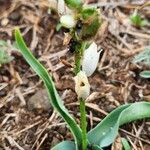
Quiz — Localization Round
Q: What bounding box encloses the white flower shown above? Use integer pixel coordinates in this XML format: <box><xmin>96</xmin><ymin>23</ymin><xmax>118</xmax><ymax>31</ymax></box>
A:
<box><xmin>60</xmin><ymin>15</ymin><xmax>76</xmax><ymax>28</ymax></box>
<box><xmin>82</xmin><ymin>42</ymin><xmax>102</xmax><ymax>77</ymax></box>
<box><xmin>74</xmin><ymin>71</ymin><xmax>90</xmax><ymax>99</ymax></box>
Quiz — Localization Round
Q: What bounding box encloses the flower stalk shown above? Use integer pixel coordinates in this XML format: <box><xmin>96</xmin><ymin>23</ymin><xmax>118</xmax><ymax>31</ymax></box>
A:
<box><xmin>80</xmin><ymin>98</ymin><xmax>87</xmax><ymax>150</ymax></box>
<box><xmin>74</xmin><ymin>42</ymin><xmax>86</xmax><ymax>75</ymax></box>
<box><xmin>59</xmin><ymin>1</ymin><xmax>101</xmax><ymax>149</ymax></box>
<box><xmin>74</xmin><ymin>43</ymin><xmax>89</xmax><ymax>150</ymax></box>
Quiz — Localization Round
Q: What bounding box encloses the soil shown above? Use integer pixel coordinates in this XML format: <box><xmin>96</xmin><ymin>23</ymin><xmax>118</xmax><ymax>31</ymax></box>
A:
<box><xmin>0</xmin><ymin>0</ymin><xmax>150</xmax><ymax>150</ymax></box>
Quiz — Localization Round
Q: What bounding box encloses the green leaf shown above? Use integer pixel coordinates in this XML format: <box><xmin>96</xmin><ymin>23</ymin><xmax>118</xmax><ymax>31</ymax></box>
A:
<box><xmin>133</xmin><ymin>45</ymin><xmax>150</xmax><ymax>78</ymax></box>
<box><xmin>51</xmin><ymin>140</ymin><xmax>103</xmax><ymax>150</ymax></box>
<box><xmin>91</xmin><ymin>145</ymin><xmax>103</xmax><ymax>150</ymax></box>
<box><xmin>0</xmin><ymin>40</ymin><xmax>7</xmax><ymax>46</ymax></box>
<box><xmin>56</xmin><ymin>23</ymin><xmax>62</xmax><ymax>32</ymax></box>
<box><xmin>64</xmin><ymin>0</ymin><xmax>82</xmax><ymax>10</ymax></box>
<box><xmin>133</xmin><ymin>45</ymin><xmax>150</xmax><ymax>65</ymax></box>
<box><xmin>0</xmin><ymin>40</ymin><xmax>14</xmax><ymax>64</ymax></box>
<box><xmin>140</xmin><ymin>71</ymin><xmax>150</xmax><ymax>78</ymax></box>
<box><xmin>52</xmin><ymin>141</ymin><xmax>75</xmax><ymax>150</ymax></box>
<box><xmin>87</xmin><ymin>102</ymin><xmax>150</xmax><ymax>148</ymax></box>
<box><xmin>130</xmin><ymin>13</ymin><xmax>147</xmax><ymax>27</ymax></box>
<box><xmin>121</xmin><ymin>138</ymin><xmax>131</xmax><ymax>150</ymax></box>
<box><xmin>0</xmin><ymin>49</ymin><xmax>13</xmax><ymax>64</ymax></box>
<box><xmin>14</xmin><ymin>28</ymin><xmax>82</xmax><ymax>149</ymax></box>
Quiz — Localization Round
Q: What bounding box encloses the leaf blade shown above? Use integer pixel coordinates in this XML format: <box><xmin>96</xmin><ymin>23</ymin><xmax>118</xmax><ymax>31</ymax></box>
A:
<box><xmin>87</xmin><ymin>102</ymin><xmax>150</xmax><ymax>148</ymax></box>
<box><xmin>140</xmin><ymin>71</ymin><xmax>150</xmax><ymax>78</ymax></box>
<box><xmin>51</xmin><ymin>141</ymin><xmax>76</xmax><ymax>150</ymax></box>
<box><xmin>14</xmin><ymin>28</ymin><xmax>82</xmax><ymax>149</ymax></box>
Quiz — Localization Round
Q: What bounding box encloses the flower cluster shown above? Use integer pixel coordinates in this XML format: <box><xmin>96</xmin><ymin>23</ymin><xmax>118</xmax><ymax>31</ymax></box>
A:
<box><xmin>74</xmin><ymin>42</ymin><xmax>102</xmax><ymax>99</ymax></box>
<box><xmin>58</xmin><ymin>0</ymin><xmax>102</xmax><ymax>100</ymax></box>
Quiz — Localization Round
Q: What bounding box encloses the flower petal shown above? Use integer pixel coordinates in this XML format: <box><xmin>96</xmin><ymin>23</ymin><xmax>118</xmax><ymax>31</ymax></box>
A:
<box><xmin>74</xmin><ymin>71</ymin><xmax>90</xmax><ymax>99</ymax></box>
<box><xmin>82</xmin><ymin>42</ymin><xmax>101</xmax><ymax>77</ymax></box>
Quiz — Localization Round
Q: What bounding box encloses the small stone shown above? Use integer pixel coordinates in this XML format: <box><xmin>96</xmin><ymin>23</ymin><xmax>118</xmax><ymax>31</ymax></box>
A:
<box><xmin>27</xmin><ymin>89</ymin><xmax>51</xmax><ymax>113</ymax></box>
<box><xmin>1</xmin><ymin>18</ymin><xmax>9</xmax><ymax>26</ymax></box>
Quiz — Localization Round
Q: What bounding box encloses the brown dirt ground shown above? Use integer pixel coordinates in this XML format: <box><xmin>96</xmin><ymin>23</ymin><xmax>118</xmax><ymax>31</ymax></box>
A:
<box><xmin>0</xmin><ymin>0</ymin><xmax>150</xmax><ymax>150</ymax></box>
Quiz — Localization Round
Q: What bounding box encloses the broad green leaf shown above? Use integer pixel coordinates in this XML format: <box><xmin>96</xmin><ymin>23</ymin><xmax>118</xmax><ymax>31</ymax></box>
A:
<box><xmin>87</xmin><ymin>102</ymin><xmax>150</xmax><ymax>148</ymax></box>
<box><xmin>51</xmin><ymin>140</ymin><xmax>103</xmax><ymax>150</ymax></box>
<box><xmin>15</xmin><ymin>28</ymin><xmax>82</xmax><ymax>149</ymax></box>
<box><xmin>91</xmin><ymin>145</ymin><xmax>103</xmax><ymax>150</ymax></box>
<box><xmin>52</xmin><ymin>141</ymin><xmax>75</xmax><ymax>150</ymax></box>
<box><xmin>121</xmin><ymin>138</ymin><xmax>131</xmax><ymax>150</ymax></box>
<box><xmin>140</xmin><ymin>71</ymin><xmax>150</xmax><ymax>78</ymax></box>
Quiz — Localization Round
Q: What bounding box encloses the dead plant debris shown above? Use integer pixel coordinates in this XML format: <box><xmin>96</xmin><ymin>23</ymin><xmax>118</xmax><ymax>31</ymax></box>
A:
<box><xmin>0</xmin><ymin>0</ymin><xmax>150</xmax><ymax>149</ymax></box>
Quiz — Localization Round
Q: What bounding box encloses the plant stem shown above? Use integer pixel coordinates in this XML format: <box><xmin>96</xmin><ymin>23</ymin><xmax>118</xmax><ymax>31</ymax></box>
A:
<box><xmin>80</xmin><ymin>98</ymin><xmax>87</xmax><ymax>150</ymax></box>
<box><xmin>74</xmin><ymin>50</ymin><xmax>81</xmax><ymax>74</ymax></box>
<box><xmin>74</xmin><ymin>42</ymin><xmax>86</xmax><ymax>75</ymax></box>
<box><xmin>74</xmin><ymin>41</ymin><xmax>88</xmax><ymax>149</ymax></box>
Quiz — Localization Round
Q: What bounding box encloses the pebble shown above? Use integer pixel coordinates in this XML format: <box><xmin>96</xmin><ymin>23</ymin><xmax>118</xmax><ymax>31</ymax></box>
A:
<box><xmin>1</xmin><ymin>18</ymin><xmax>9</xmax><ymax>26</ymax></box>
<box><xmin>27</xmin><ymin>89</ymin><xmax>51</xmax><ymax>113</ymax></box>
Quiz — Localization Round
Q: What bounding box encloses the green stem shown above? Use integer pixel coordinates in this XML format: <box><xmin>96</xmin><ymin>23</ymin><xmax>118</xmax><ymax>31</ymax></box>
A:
<box><xmin>80</xmin><ymin>98</ymin><xmax>87</xmax><ymax>150</ymax></box>
<box><xmin>74</xmin><ymin>42</ymin><xmax>86</xmax><ymax>75</ymax></box>
<box><xmin>74</xmin><ymin>41</ymin><xmax>88</xmax><ymax>149</ymax></box>
<box><xmin>74</xmin><ymin>51</ymin><xmax>81</xmax><ymax>74</ymax></box>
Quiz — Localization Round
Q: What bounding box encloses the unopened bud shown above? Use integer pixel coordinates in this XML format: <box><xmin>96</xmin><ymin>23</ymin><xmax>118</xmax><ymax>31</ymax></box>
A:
<box><xmin>60</xmin><ymin>15</ymin><xmax>77</xmax><ymax>28</ymax></box>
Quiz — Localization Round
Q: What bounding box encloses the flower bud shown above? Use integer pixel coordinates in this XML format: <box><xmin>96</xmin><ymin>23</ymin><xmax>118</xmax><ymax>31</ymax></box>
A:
<box><xmin>74</xmin><ymin>71</ymin><xmax>90</xmax><ymax>99</ymax></box>
<box><xmin>60</xmin><ymin>15</ymin><xmax>77</xmax><ymax>28</ymax></box>
<box><xmin>79</xmin><ymin>8</ymin><xmax>101</xmax><ymax>40</ymax></box>
<box><xmin>64</xmin><ymin>0</ymin><xmax>82</xmax><ymax>10</ymax></box>
<box><xmin>82</xmin><ymin>42</ymin><xmax>101</xmax><ymax>77</ymax></box>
